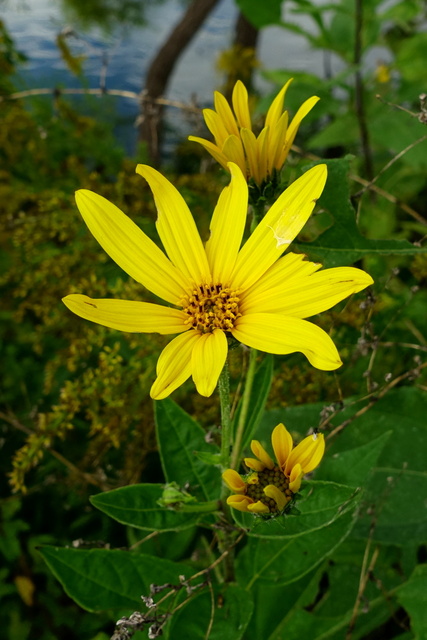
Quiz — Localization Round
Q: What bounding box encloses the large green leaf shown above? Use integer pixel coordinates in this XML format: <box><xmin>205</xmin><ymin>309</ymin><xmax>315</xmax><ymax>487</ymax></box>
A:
<box><xmin>324</xmin><ymin>387</ymin><xmax>427</xmax><ymax>544</ymax></box>
<box><xmin>236</xmin><ymin>508</ymin><xmax>357</xmax><ymax>588</ymax></box>
<box><xmin>316</xmin><ymin>431</ymin><xmax>392</xmax><ymax>487</ymax></box>
<box><xmin>165</xmin><ymin>585</ymin><xmax>253</xmax><ymax>640</ymax></box>
<box><xmin>155</xmin><ymin>399</ymin><xmax>221</xmax><ymax>501</ymax></box>
<box><xmin>90</xmin><ymin>483</ymin><xmax>201</xmax><ymax>531</ymax></box>
<box><xmin>232</xmin><ymin>354</ymin><xmax>274</xmax><ymax>452</ymax></box>
<box><xmin>231</xmin><ymin>480</ymin><xmax>360</xmax><ymax>538</ymax></box>
<box><xmin>396</xmin><ymin>565</ymin><xmax>427</xmax><ymax>640</ymax></box>
<box><xmin>38</xmin><ymin>546</ymin><xmax>193</xmax><ymax>612</ymax></box>
<box><xmin>294</xmin><ymin>157</ymin><xmax>427</xmax><ymax>267</ymax></box>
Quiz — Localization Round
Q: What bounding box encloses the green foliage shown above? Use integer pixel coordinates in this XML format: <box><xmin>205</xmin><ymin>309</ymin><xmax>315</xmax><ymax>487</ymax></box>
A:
<box><xmin>91</xmin><ymin>484</ymin><xmax>203</xmax><ymax>531</ymax></box>
<box><xmin>38</xmin><ymin>546</ymin><xmax>194</xmax><ymax>611</ymax></box>
<box><xmin>294</xmin><ymin>157</ymin><xmax>427</xmax><ymax>267</ymax></box>
<box><xmin>155</xmin><ymin>399</ymin><xmax>222</xmax><ymax>501</ymax></box>
<box><xmin>2</xmin><ymin>5</ymin><xmax>427</xmax><ymax>640</ymax></box>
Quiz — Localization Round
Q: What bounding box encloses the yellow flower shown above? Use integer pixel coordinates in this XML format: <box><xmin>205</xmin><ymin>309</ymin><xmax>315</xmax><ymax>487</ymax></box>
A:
<box><xmin>189</xmin><ymin>79</ymin><xmax>319</xmax><ymax>187</ymax></box>
<box><xmin>62</xmin><ymin>162</ymin><xmax>372</xmax><ymax>399</ymax></box>
<box><xmin>223</xmin><ymin>423</ymin><xmax>325</xmax><ymax>514</ymax></box>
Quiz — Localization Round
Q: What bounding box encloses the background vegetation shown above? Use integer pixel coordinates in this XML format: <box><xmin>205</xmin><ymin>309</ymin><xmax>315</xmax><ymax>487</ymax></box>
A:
<box><xmin>1</xmin><ymin>0</ymin><xmax>427</xmax><ymax>638</ymax></box>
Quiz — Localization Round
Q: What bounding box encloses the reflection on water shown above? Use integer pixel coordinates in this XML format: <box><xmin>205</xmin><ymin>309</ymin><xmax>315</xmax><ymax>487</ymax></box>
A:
<box><xmin>2</xmin><ymin>0</ymin><xmax>325</xmax><ymax>155</ymax></box>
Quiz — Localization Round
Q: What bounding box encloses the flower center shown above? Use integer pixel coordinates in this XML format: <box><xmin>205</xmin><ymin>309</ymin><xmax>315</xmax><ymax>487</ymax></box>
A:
<box><xmin>182</xmin><ymin>284</ymin><xmax>241</xmax><ymax>333</ymax></box>
<box><xmin>246</xmin><ymin>466</ymin><xmax>292</xmax><ymax>513</ymax></box>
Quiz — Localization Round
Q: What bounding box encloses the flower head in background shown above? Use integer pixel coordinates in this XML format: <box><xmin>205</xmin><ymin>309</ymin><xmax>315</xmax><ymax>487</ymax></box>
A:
<box><xmin>63</xmin><ymin>162</ymin><xmax>372</xmax><ymax>400</ymax></box>
<box><xmin>223</xmin><ymin>423</ymin><xmax>325</xmax><ymax>514</ymax></box>
<box><xmin>189</xmin><ymin>79</ymin><xmax>319</xmax><ymax>188</ymax></box>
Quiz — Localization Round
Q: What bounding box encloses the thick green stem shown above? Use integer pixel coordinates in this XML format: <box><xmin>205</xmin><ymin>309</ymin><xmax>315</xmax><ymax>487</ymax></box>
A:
<box><xmin>218</xmin><ymin>359</ymin><xmax>232</xmax><ymax>470</ymax></box>
<box><xmin>230</xmin><ymin>348</ymin><xmax>258</xmax><ymax>469</ymax></box>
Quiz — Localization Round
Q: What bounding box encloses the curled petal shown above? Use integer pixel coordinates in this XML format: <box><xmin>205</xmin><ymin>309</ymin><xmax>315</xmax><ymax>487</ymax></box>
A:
<box><xmin>264</xmin><ymin>484</ymin><xmax>289</xmax><ymax>511</ymax></box>
<box><xmin>188</xmin><ymin>136</ymin><xmax>229</xmax><ymax>171</ymax></box>
<box><xmin>271</xmin><ymin>423</ymin><xmax>293</xmax><ymax>471</ymax></box>
<box><xmin>247</xmin><ymin>501</ymin><xmax>270</xmax><ymax>514</ymax></box>
<box><xmin>289</xmin><ymin>463</ymin><xmax>304</xmax><ymax>493</ymax></box>
<box><xmin>232</xmin><ymin>313</ymin><xmax>342</xmax><ymax>371</ymax></box>
<box><xmin>227</xmin><ymin>495</ymin><xmax>254</xmax><ymax>512</ymax></box>
<box><xmin>286</xmin><ymin>433</ymin><xmax>325</xmax><ymax>476</ymax></box>
<box><xmin>250</xmin><ymin>440</ymin><xmax>275</xmax><ymax>470</ymax></box>
<box><xmin>222</xmin><ymin>469</ymin><xmax>246</xmax><ymax>493</ymax></box>
<box><xmin>244</xmin><ymin>457</ymin><xmax>265</xmax><ymax>472</ymax></box>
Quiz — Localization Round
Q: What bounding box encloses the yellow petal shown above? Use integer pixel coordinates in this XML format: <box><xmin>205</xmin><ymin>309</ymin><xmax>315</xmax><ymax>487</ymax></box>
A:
<box><xmin>214</xmin><ymin>90</ymin><xmax>240</xmax><ymax>137</ymax></box>
<box><xmin>255</xmin><ymin>127</ymin><xmax>269</xmax><ymax>185</ymax></box>
<box><xmin>150</xmin><ymin>331</ymin><xmax>200</xmax><ymax>399</ymax></box>
<box><xmin>62</xmin><ymin>294</ymin><xmax>188</xmax><ymax>334</ymax></box>
<box><xmin>271</xmin><ymin>423</ymin><xmax>293</xmax><ymax>470</ymax></box>
<box><xmin>205</xmin><ymin>163</ymin><xmax>248</xmax><ymax>283</ymax></box>
<box><xmin>247</xmin><ymin>500</ymin><xmax>270</xmax><ymax>514</ymax></box>
<box><xmin>286</xmin><ymin>433</ymin><xmax>325</xmax><ymax>476</ymax></box>
<box><xmin>222</xmin><ymin>469</ymin><xmax>246</xmax><ymax>493</ymax></box>
<box><xmin>227</xmin><ymin>494</ymin><xmax>254</xmax><ymax>512</ymax></box>
<box><xmin>239</xmin><ymin>253</ymin><xmax>321</xmax><ymax>314</ymax></box>
<box><xmin>188</xmin><ymin>136</ymin><xmax>229</xmax><ymax>171</ymax></box>
<box><xmin>289</xmin><ymin>463</ymin><xmax>304</xmax><ymax>493</ymax></box>
<box><xmin>280</xmin><ymin>95</ymin><xmax>320</xmax><ymax>165</ymax></box>
<box><xmin>136</xmin><ymin>165</ymin><xmax>211</xmax><ymax>285</ymax></box>
<box><xmin>203</xmin><ymin>108</ymin><xmax>230</xmax><ymax>147</ymax></box>
<box><xmin>230</xmin><ymin>164</ymin><xmax>327</xmax><ymax>291</ymax></box>
<box><xmin>232</xmin><ymin>80</ymin><xmax>252</xmax><ymax>130</ymax></box>
<box><xmin>222</xmin><ymin>135</ymin><xmax>247</xmax><ymax>177</ymax></box>
<box><xmin>267</xmin><ymin>110</ymin><xmax>289</xmax><ymax>174</ymax></box>
<box><xmin>231</xmin><ymin>313</ymin><xmax>342</xmax><ymax>370</ymax></box>
<box><xmin>244</xmin><ymin>457</ymin><xmax>265</xmax><ymax>472</ymax></box>
<box><xmin>242</xmin><ymin>266</ymin><xmax>373</xmax><ymax>317</ymax></box>
<box><xmin>191</xmin><ymin>329</ymin><xmax>228</xmax><ymax>397</ymax></box>
<box><xmin>240</xmin><ymin>128</ymin><xmax>261</xmax><ymax>186</ymax></box>
<box><xmin>74</xmin><ymin>190</ymin><xmax>190</xmax><ymax>305</ymax></box>
<box><xmin>263</xmin><ymin>484</ymin><xmax>289</xmax><ymax>511</ymax></box>
<box><xmin>250</xmin><ymin>440</ymin><xmax>275</xmax><ymax>470</ymax></box>
<box><xmin>265</xmin><ymin>78</ymin><xmax>293</xmax><ymax>130</ymax></box>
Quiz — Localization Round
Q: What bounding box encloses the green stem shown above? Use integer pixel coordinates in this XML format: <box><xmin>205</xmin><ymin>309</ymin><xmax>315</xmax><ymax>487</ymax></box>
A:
<box><xmin>230</xmin><ymin>348</ymin><xmax>258</xmax><ymax>470</ymax></box>
<box><xmin>179</xmin><ymin>500</ymin><xmax>221</xmax><ymax>513</ymax></box>
<box><xmin>218</xmin><ymin>359</ymin><xmax>232</xmax><ymax>470</ymax></box>
<box><xmin>217</xmin><ymin>360</ymin><xmax>238</xmax><ymax>582</ymax></box>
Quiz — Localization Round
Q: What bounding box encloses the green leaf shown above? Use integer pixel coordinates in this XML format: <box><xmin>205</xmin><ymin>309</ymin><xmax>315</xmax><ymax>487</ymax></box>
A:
<box><xmin>326</xmin><ymin>387</ymin><xmax>427</xmax><ymax>544</ymax></box>
<box><xmin>38</xmin><ymin>546</ymin><xmax>193</xmax><ymax>612</ymax></box>
<box><xmin>231</xmin><ymin>480</ymin><xmax>360</xmax><ymax>538</ymax></box>
<box><xmin>90</xmin><ymin>483</ymin><xmax>201</xmax><ymax>531</ymax></box>
<box><xmin>155</xmin><ymin>399</ymin><xmax>221</xmax><ymax>501</ymax></box>
<box><xmin>316</xmin><ymin>431</ymin><xmax>392</xmax><ymax>487</ymax></box>
<box><xmin>193</xmin><ymin>451</ymin><xmax>222</xmax><ymax>465</ymax></box>
<box><xmin>165</xmin><ymin>585</ymin><xmax>253</xmax><ymax>640</ymax></box>
<box><xmin>294</xmin><ymin>157</ymin><xmax>427</xmax><ymax>267</ymax></box>
<box><xmin>232</xmin><ymin>354</ymin><xmax>274</xmax><ymax>452</ymax></box>
<box><xmin>236</xmin><ymin>507</ymin><xmax>357</xmax><ymax>588</ymax></box>
<box><xmin>236</xmin><ymin>0</ymin><xmax>282</xmax><ymax>27</ymax></box>
<box><xmin>396</xmin><ymin>565</ymin><xmax>427</xmax><ymax>640</ymax></box>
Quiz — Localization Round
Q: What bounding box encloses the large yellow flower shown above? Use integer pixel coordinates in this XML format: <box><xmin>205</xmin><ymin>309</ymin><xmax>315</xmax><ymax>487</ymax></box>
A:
<box><xmin>223</xmin><ymin>423</ymin><xmax>325</xmax><ymax>514</ymax></box>
<box><xmin>63</xmin><ymin>162</ymin><xmax>372</xmax><ymax>399</ymax></box>
<box><xmin>189</xmin><ymin>79</ymin><xmax>319</xmax><ymax>187</ymax></box>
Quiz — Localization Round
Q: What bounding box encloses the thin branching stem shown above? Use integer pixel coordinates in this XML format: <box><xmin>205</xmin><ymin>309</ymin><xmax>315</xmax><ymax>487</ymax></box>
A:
<box><xmin>230</xmin><ymin>348</ymin><xmax>259</xmax><ymax>470</ymax></box>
